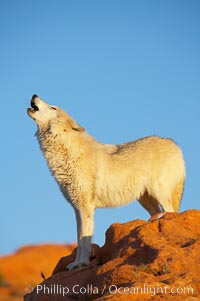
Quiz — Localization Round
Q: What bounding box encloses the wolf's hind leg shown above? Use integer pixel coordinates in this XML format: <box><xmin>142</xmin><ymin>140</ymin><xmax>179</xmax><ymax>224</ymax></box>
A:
<box><xmin>138</xmin><ymin>191</ymin><xmax>163</xmax><ymax>217</ymax></box>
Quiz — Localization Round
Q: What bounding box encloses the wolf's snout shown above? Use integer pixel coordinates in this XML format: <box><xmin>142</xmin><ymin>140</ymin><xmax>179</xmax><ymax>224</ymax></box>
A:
<box><xmin>31</xmin><ymin>94</ymin><xmax>38</xmax><ymax>101</ymax></box>
<box><xmin>31</xmin><ymin>95</ymin><xmax>39</xmax><ymax>111</ymax></box>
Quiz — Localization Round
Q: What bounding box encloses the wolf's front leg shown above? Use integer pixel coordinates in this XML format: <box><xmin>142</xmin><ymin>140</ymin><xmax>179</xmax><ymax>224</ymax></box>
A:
<box><xmin>66</xmin><ymin>206</ymin><xmax>95</xmax><ymax>270</ymax></box>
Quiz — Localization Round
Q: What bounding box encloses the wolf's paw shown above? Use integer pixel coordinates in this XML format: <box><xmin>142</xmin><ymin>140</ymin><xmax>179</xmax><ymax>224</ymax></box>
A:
<box><xmin>66</xmin><ymin>259</ymin><xmax>90</xmax><ymax>271</ymax></box>
<box><xmin>156</xmin><ymin>212</ymin><xmax>166</xmax><ymax>220</ymax></box>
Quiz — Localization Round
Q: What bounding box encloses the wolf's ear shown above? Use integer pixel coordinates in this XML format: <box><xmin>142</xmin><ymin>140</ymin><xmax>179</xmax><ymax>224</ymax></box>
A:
<box><xmin>72</xmin><ymin>123</ymin><xmax>85</xmax><ymax>132</ymax></box>
<box><xmin>68</xmin><ymin>119</ymin><xmax>85</xmax><ymax>132</ymax></box>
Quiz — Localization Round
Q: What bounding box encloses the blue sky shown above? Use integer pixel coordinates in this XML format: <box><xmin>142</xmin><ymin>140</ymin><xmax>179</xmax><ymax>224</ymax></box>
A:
<box><xmin>1</xmin><ymin>1</ymin><xmax>200</xmax><ymax>255</ymax></box>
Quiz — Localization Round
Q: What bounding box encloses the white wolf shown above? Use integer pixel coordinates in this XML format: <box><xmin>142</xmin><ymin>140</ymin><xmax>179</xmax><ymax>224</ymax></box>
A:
<box><xmin>27</xmin><ymin>95</ymin><xmax>185</xmax><ymax>270</ymax></box>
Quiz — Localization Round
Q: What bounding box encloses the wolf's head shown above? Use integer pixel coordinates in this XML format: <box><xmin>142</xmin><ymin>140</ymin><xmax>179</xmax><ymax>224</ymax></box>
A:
<box><xmin>27</xmin><ymin>95</ymin><xmax>84</xmax><ymax>133</ymax></box>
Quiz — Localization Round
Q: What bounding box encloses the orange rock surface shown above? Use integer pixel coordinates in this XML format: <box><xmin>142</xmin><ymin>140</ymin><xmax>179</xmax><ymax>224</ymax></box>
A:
<box><xmin>0</xmin><ymin>244</ymin><xmax>75</xmax><ymax>301</ymax></box>
<box><xmin>23</xmin><ymin>210</ymin><xmax>200</xmax><ymax>300</ymax></box>
<box><xmin>1</xmin><ymin>210</ymin><xmax>200</xmax><ymax>301</ymax></box>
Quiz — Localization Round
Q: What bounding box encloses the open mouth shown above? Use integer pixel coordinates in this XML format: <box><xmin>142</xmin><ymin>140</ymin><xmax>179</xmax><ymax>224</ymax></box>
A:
<box><xmin>30</xmin><ymin>99</ymin><xmax>39</xmax><ymax>111</ymax></box>
<box><xmin>27</xmin><ymin>95</ymin><xmax>40</xmax><ymax>116</ymax></box>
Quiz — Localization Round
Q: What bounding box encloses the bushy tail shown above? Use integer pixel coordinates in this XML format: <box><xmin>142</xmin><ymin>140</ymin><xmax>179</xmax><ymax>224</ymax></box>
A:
<box><xmin>172</xmin><ymin>177</ymin><xmax>185</xmax><ymax>212</ymax></box>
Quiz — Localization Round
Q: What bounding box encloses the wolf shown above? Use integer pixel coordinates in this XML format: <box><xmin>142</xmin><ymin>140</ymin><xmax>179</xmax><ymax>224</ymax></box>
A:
<box><xmin>27</xmin><ymin>94</ymin><xmax>185</xmax><ymax>270</ymax></box>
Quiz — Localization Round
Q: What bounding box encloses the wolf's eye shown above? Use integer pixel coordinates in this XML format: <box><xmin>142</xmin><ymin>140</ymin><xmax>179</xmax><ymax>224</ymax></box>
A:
<box><xmin>51</xmin><ymin>106</ymin><xmax>57</xmax><ymax>110</ymax></box>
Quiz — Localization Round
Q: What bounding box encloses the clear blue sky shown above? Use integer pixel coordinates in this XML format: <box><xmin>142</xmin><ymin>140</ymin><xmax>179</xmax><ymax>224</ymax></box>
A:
<box><xmin>1</xmin><ymin>1</ymin><xmax>200</xmax><ymax>255</ymax></box>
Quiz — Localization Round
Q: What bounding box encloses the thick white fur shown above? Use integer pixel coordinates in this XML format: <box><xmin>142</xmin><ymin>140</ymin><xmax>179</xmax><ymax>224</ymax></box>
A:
<box><xmin>27</xmin><ymin>96</ymin><xmax>185</xmax><ymax>270</ymax></box>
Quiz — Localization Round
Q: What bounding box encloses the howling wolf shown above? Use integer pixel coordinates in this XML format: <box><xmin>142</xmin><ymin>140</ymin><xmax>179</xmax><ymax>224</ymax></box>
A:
<box><xmin>27</xmin><ymin>95</ymin><xmax>185</xmax><ymax>270</ymax></box>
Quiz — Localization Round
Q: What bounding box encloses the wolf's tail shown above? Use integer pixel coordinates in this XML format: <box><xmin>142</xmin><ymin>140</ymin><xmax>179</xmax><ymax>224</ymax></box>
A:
<box><xmin>172</xmin><ymin>176</ymin><xmax>185</xmax><ymax>212</ymax></box>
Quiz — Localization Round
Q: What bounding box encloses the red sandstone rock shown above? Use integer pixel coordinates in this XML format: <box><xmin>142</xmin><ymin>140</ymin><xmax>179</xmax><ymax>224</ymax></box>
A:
<box><xmin>23</xmin><ymin>210</ymin><xmax>200</xmax><ymax>300</ymax></box>
<box><xmin>0</xmin><ymin>244</ymin><xmax>75</xmax><ymax>301</ymax></box>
